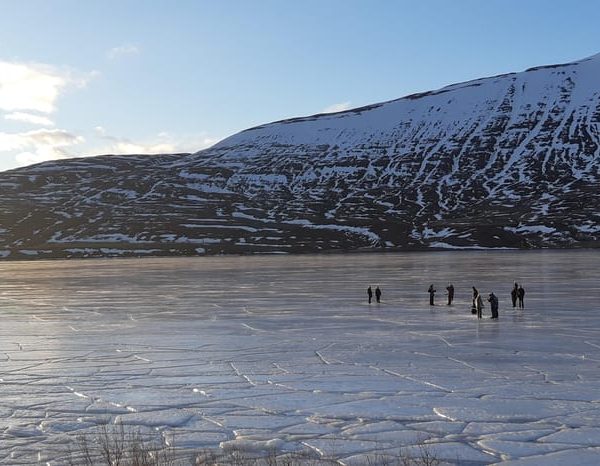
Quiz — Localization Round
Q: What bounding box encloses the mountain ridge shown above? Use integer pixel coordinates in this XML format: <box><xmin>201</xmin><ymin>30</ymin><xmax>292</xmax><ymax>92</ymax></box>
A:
<box><xmin>1</xmin><ymin>53</ymin><xmax>599</xmax><ymax>260</ymax></box>
<box><xmin>228</xmin><ymin>52</ymin><xmax>598</xmax><ymax>134</ymax></box>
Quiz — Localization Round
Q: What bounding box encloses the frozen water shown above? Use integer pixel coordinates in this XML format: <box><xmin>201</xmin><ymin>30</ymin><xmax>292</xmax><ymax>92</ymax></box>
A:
<box><xmin>0</xmin><ymin>251</ymin><xmax>599</xmax><ymax>464</ymax></box>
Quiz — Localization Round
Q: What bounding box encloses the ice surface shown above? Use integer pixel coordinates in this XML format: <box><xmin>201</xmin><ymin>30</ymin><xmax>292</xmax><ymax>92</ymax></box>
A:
<box><xmin>0</xmin><ymin>251</ymin><xmax>599</xmax><ymax>464</ymax></box>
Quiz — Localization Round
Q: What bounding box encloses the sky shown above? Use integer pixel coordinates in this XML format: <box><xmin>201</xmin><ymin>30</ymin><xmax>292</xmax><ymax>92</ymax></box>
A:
<box><xmin>1</xmin><ymin>0</ymin><xmax>600</xmax><ymax>172</ymax></box>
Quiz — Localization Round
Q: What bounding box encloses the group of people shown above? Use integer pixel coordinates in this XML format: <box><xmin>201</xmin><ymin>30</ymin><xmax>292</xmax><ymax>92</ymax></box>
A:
<box><xmin>367</xmin><ymin>282</ymin><xmax>527</xmax><ymax>320</ymax></box>
<box><xmin>367</xmin><ymin>286</ymin><xmax>382</xmax><ymax>303</ymax></box>
<box><xmin>471</xmin><ymin>286</ymin><xmax>499</xmax><ymax>319</ymax></box>
<box><xmin>511</xmin><ymin>282</ymin><xmax>526</xmax><ymax>308</ymax></box>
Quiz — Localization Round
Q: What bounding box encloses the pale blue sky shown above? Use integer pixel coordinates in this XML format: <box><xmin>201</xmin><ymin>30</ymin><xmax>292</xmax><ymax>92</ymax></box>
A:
<box><xmin>1</xmin><ymin>0</ymin><xmax>599</xmax><ymax>171</ymax></box>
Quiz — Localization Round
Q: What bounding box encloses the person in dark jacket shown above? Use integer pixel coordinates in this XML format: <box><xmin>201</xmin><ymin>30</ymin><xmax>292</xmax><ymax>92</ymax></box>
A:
<box><xmin>488</xmin><ymin>292</ymin><xmax>499</xmax><ymax>319</ymax></box>
<box><xmin>367</xmin><ymin>286</ymin><xmax>373</xmax><ymax>304</ymax></box>
<box><xmin>446</xmin><ymin>284</ymin><xmax>454</xmax><ymax>305</ymax></box>
<box><xmin>375</xmin><ymin>286</ymin><xmax>382</xmax><ymax>303</ymax></box>
<box><xmin>428</xmin><ymin>284</ymin><xmax>436</xmax><ymax>305</ymax></box>
<box><xmin>518</xmin><ymin>285</ymin><xmax>525</xmax><ymax>308</ymax></box>
<box><xmin>511</xmin><ymin>283</ymin><xmax>518</xmax><ymax>308</ymax></box>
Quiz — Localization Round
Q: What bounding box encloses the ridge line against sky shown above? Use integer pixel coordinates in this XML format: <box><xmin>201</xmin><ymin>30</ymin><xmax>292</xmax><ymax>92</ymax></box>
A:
<box><xmin>1</xmin><ymin>0</ymin><xmax>600</xmax><ymax>172</ymax></box>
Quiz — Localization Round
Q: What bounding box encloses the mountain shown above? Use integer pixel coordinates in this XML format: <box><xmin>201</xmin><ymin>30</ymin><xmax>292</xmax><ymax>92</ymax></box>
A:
<box><xmin>2</xmin><ymin>53</ymin><xmax>600</xmax><ymax>260</ymax></box>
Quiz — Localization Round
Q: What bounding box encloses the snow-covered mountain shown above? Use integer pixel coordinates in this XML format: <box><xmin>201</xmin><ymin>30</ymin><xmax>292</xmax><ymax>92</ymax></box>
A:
<box><xmin>2</xmin><ymin>53</ymin><xmax>600</xmax><ymax>259</ymax></box>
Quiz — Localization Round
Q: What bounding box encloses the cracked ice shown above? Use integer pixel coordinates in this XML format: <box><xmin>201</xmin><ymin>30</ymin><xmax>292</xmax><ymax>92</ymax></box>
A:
<box><xmin>1</xmin><ymin>251</ymin><xmax>600</xmax><ymax>465</ymax></box>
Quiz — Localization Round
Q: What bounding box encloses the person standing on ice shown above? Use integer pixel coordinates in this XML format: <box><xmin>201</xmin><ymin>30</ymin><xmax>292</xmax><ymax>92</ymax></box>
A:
<box><xmin>518</xmin><ymin>285</ymin><xmax>525</xmax><ymax>308</ymax></box>
<box><xmin>488</xmin><ymin>292</ymin><xmax>499</xmax><ymax>319</ymax></box>
<box><xmin>428</xmin><ymin>284</ymin><xmax>436</xmax><ymax>305</ymax></box>
<box><xmin>375</xmin><ymin>286</ymin><xmax>382</xmax><ymax>303</ymax></box>
<box><xmin>471</xmin><ymin>287</ymin><xmax>479</xmax><ymax>314</ymax></box>
<box><xmin>367</xmin><ymin>286</ymin><xmax>373</xmax><ymax>304</ymax></box>
<box><xmin>446</xmin><ymin>284</ymin><xmax>454</xmax><ymax>305</ymax></box>
<box><xmin>511</xmin><ymin>283</ymin><xmax>518</xmax><ymax>308</ymax></box>
<box><xmin>475</xmin><ymin>289</ymin><xmax>484</xmax><ymax>319</ymax></box>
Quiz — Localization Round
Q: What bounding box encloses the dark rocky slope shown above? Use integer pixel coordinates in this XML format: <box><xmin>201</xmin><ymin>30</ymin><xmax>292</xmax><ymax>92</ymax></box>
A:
<box><xmin>1</xmin><ymin>54</ymin><xmax>600</xmax><ymax>259</ymax></box>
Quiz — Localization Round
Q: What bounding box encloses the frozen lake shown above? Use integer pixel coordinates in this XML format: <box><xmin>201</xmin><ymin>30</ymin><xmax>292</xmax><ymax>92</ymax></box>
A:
<box><xmin>1</xmin><ymin>251</ymin><xmax>600</xmax><ymax>465</ymax></box>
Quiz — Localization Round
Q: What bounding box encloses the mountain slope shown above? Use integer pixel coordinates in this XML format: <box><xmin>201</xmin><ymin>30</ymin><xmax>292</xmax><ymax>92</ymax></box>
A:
<box><xmin>1</xmin><ymin>54</ymin><xmax>600</xmax><ymax>259</ymax></box>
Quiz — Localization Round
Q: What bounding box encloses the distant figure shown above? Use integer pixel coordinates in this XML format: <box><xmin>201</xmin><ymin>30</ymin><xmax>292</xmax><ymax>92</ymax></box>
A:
<box><xmin>367</xmin><ymin>286</ymin><xmax>373</xmax><ymax>304</ymax></box>
<box><xmin>375</xmin><ymin>286</ymin><xmax>382</xmax><ymax>303</ymax></box>
<box><xmin>511</xmin><ymin>283</ymin><xmax>518</xmax><ymax>308</ymax></box>
<box><xmin>471</xmin><ymin>287</ymin><xmax>479</xmax><ymax>314</ymax></box>
<box><xmin>472</xmin><ymin>287</ymin><xmax>483</xmax><ymax>318</ymax></box>
<box><xmin>518</xmin><ymin>285</ymin><xmax>525</xmax><ymax>309</ymax></box>
<box><xmin>475</xmin><ymin>291</ymin><xmax>484</xmax><ymax>319</ymax></box>
<box><xmin>428</xmin><ymin>284</ymin><xmax>436</xmax><ymax>306</ymax></box>
<box><xmin>488</xmin><ymin>292</ymin><xmax>499</xmax><ymax>319</ymax></box>
<box><xmin>446</xmin><ymin>284</ymin><xmax>455</xmax><ymax>305</ymax></box>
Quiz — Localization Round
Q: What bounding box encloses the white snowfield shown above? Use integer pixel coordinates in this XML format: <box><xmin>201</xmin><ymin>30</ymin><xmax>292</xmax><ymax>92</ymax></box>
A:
<box><xmin>211</xmin><ymin>53</ymin><xmax>600</xmax><ymax>204</ymax></box>
<box><xmin>0</xmin><ymin>251</ymin><xmax>599</xmax><ymax>465</ymax></box>
<box><xmin>218</xmin><ymin>52</ymin><xmax>600</xmax><ymax>146</ymax></box>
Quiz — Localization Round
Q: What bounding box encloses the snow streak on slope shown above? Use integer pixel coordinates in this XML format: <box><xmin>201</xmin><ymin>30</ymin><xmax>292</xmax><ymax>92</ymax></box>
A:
<box><xmin>1</xmin><ymin>54</ymin><xmax>600</xmax><ymax>259</ymax></box>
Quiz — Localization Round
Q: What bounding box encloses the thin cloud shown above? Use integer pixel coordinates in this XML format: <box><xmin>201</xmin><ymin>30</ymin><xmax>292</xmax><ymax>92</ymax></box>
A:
<box><xmin>321</xmin><ymin>101</ymin><xmax>352</xmax><ymax>114</ymax></box>
<box><xmin>110</xmin><ymin>140</ymin><xmax>176</xmax><ymax>154</ymax></box>
<box><xmin>0</xmin><ymin>62</ymin><xmax>66</xmax><ymax>113</ymax></box>
<box><xmin>0</xmin><ymin>61</ymin><xmax>95</xmax><ymax>114</ymax></box>
<box><xmin>91</xmin><ymin>129</ymin><xmax>220</xmax><ymax>156</ymax></box>
<box><xmin>0</xmin><ymin>60</ymin><xmax>96</xmax><ymax>169</ymax></box>
<box><xmin>107</xmin><ymin>44</ymin><xmax>140</xmax><ymax>60</ymax></box>
<box><xmin>94</xmin><ymin>126</ymin><xmax>107</xmax><ymax>136</ymax></box>
<box><xmin>5</xmin><ymin>112</ymin><xmax>54</xmax><ymax>126</ymax></box>
<box><xmin>0</xmin><ymin>128</ymin><xmax>84</xmax><ymax>166</ymax></box>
